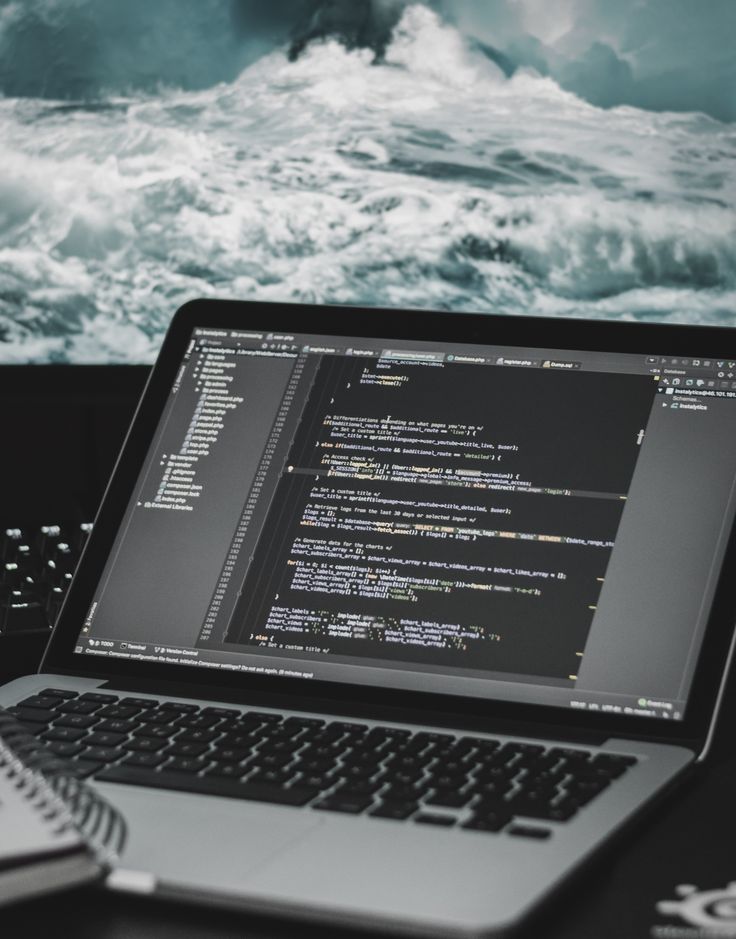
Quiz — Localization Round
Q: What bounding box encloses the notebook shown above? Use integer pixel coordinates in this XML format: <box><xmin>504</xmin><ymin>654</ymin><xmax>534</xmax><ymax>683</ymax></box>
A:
<box><xmin>1</xmin><ymin>299</ymin><xmax>736</xmax><ymax>937</ymax></box>
<box><xmin>0</xmin><ymin>708</ymin><xmax>125</xmax><ymax>907</ymax></box>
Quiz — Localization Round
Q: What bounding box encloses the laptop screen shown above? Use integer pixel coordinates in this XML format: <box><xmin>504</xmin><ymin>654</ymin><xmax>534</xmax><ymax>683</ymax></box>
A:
<box><xmin>73</xmin><ymin>327</ymin><xmax>736</xmax><ymax>722</ymax></box>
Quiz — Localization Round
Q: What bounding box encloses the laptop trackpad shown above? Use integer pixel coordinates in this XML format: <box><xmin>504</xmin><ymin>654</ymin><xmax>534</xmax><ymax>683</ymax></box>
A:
<box><xmin>101</xmin><ymin>784</ymin><xmax>322</xmax><ymax>890</ymax></box>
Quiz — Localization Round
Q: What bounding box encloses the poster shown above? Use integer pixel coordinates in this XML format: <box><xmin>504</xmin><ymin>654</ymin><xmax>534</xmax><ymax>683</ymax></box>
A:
<box><xmin>0</xmin><ymin>0</ymin><xmax>734</xmax><ymax>362</ymax></box>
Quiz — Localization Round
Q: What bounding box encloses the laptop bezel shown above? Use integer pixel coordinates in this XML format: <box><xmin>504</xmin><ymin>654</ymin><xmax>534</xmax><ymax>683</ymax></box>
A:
<box><xmin>42</xmin><ymin>298</ymin><xmax>736</xmax><ymax>750</ymax></box>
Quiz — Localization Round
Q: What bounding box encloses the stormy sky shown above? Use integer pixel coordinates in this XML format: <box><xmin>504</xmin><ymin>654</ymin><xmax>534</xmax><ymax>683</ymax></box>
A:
<box><xmin>441</xmin><ymin>0</ymin><xmax>736</xmax><ymax>120</ymax></box>
<box><xmin>0</xmin><ymin>0</ymin><xmax>733</xmax><ymax>121</ymax></box>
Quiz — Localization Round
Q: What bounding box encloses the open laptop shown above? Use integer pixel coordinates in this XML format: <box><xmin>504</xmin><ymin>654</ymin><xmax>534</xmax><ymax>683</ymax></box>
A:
<box><xmin>3</xmin><ymin>299</ymin><xmax>736</xmax><ymax>937</ymax></box>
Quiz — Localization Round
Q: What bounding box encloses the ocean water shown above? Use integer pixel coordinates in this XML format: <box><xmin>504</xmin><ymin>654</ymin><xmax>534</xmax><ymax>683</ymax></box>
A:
<box><xmin>0</xmin><ymin>5</ymin><xmax>734</xmax><ymax>362</ymax></box>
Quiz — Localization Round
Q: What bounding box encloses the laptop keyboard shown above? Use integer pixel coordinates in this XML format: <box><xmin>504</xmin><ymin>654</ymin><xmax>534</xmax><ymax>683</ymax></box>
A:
<box><xmin>1</xmin><ymin>524</ymin><xmax>92</xmax><ymax>634</ymax></box>
<box><xmin>8</xmin><ymin>688</ymin><xmax>638</xmax><ymax>839</ymax></box>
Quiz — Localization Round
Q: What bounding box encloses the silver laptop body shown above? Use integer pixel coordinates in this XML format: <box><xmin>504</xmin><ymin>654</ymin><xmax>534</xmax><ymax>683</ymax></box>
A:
<box><xmin>3</xmin><ymin>300</ymin><xmax>736</xmax><ymax>938</ymax></box>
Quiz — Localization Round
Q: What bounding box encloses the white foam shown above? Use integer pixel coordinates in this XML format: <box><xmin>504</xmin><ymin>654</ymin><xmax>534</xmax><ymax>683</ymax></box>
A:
<box><xmin>0</xmin><ymin>6</ymin><xmax>734</xmax><ymax>362</ymax></box>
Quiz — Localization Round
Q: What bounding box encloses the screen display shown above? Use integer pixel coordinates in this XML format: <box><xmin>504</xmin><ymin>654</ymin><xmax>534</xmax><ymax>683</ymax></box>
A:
<box><xmin>75</xmin><ymin>328</ymin><xmax>736</xmax><ymax>721</ymax></box>
<box><xmin>1</xmin><ymin>1</ymin><xmax>734</xmax><ymax>363</ymax></box>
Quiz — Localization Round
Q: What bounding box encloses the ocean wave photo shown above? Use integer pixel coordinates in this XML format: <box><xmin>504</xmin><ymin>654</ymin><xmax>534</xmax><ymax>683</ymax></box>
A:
<box><xmin>0</xmin><ymin>0</ymin><xmax>734</xmax><ymax>362</ymax></box>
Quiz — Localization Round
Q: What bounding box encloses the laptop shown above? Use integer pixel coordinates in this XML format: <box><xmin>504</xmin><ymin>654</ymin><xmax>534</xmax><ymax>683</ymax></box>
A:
<box><xmin>2</xmin><ymin>298</ymin><xmax>736</xmax><ymax>937</ymax></box>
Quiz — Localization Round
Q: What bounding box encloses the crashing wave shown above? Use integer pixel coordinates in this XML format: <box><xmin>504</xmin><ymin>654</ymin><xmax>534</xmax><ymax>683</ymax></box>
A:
<box><xmin>0</xmin><ymin>3</ymin><xmax>734</xmax><ymax>362</ymax></box>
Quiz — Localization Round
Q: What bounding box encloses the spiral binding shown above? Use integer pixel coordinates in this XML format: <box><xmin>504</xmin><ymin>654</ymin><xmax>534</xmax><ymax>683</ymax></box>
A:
<box><xmin>0</xmin><ymin>707</ymin><xmax>127</xmax><ymax>864</ymax></box>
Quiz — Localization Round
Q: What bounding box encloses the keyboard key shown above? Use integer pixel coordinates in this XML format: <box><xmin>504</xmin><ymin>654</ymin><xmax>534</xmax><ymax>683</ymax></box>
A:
<box><xmin>434</xmin><ymin>759</ymin><xmax>472</xmax><ymax>776</ymax></box>
<box><xmin>428</xmin><ymin>773</ymin><xmax>467</xmax><ymax>790</ymax></box>
<box><xmin>327</xmin><ymin>721</ymin><xmax>368</xmax><ymax>736</ymax></box>
<box><xmin>333</xmin><ymin>780</ymin><xmax>383</xmax><ymax>797</ymax></box>
<box><xmin>57</xmin><ymin>700</ymin><xmax>101</xmax><ymax>715</ymax></box>
<box><xmin>256</xmin><ymin>738</ymin><xmax>301</xmax><ymax>755</ymax></box>
<box><xmin>469</xmin><ymin>780</ymin><xmax>513</xmax><ymax>801</ymax></box>
<box><xmin>96</xmin><ymin>719</ymin><xmax>137</xmax><ymax>734</ymax></box>
<box><xmin>340</xmin><ymin>764</ymin><xmax>383</xmax><ymax>783</ymax></box>
<box><xmin>219</xmin><ymin>733</ymin><xmax>258</xmax><ymax>752</ymax></box>
<box><xmin>293</xmin><ymin>757</ymin><xmax>334</xmax><ymax>775</ymax></box>
<box><xmin>96</xmin><ymin>705</ymin><xmax>141</xmax><ymax>720</ymax></box>
<box><xmin>205</xmin><ymin>762</ymin><xmax>247</xmax><ymax>779</ymax></box>
<box><xmin>121</xmin><ymin>752</ymin><xmax>167</xmax><ymax>769</ymax></box>
<box><xmin>508</xmin><ymin>743</ymin><xmax>545</xmax><ymax>756</ymax></box>
<box><xmin>548</xmin><ymin>747</ymin><xmax>591</xmax><ymax>763</ymax></box>
<box><xmin>567</xmin><ymin>776</ymin><xmax>610</xmax><ymax>794</ymax></box>
<box><xmin>134</xmin><ymin>724</ymin><xmax>172</xmax><ymax>740</ymax></box>
<box><xmin>37</xmin><ymin>524</ymin><xmax>63</xmax><ymax>559</ymax></box>
<box><xmin>12</xmin><ymin>706</ymin><xmax>55</xmax><ymax>725</ymax></box>
<box><xmin>41</xmin><ymin>688</ymin><xmax>78</xmax><ymax>700</ymax></box>
<box><xmin>305</xmin><ymin>778</ymin><xmax>342</xmax><ymax>795</ymax></box>
<box><xmin>414</xmin><ymin>732</ymin><xmax>455</xmax><ymax>746</ymax></box>
<box><xmin>17</xmin><ymin>695</ymin><xmax>63</xmax><ymax>710</ymax></box>
<box><xmin>95</xmin><ymin>765</ymin><xmax>319</xmax><ymax>806</ymax></box>
<box><xmin>85</xmin><ymin>731</ymin><xmax>127</xmax><ymax>747</ymax></box>
<box><xmin>213</xmin><ymin>747</ymin><xmax>252</xmax><ymax>764</ymax></box>
<box><xmin>124</xmin><ymin>737</ymin><xmax>167</xmax><ymax>753</ymax></box>
<box><xmin>166</xmin><ymin>757</ymin><xmax>211</xmax><ymax>773</ymax></box>
<box><xmin>249</xmin><ymin>770</ymin><xmax>296</xmax><ymax>787</ymax></box>
<box><xmin>160</xmin><ymin>702</ymin><xmax>199</xmax><ymax>714</ymax></box>
<box><xmin>46</xmin><ymin>741</ymin><xmax>85</xmax><ymax>758</ymax></box>
<box><xmin>526</xmin><ymin>801</ymin><xmax>578</xmax><ymax>823</ymax></box>
<box><xmin>588</xmin><ymin>754</ymin><xmax>636</xmax><ymax>777</ymax></box>
<box><xmin>301</xmin><ymin>744</ymin><xmax>346</xmax><ymax>762</ymax></box>
<box><xmin>65</xmin><ymin>760</ymin><xmax>103</xmax><ymax>779</ymax></box>
<box><xmin>260</xmin><ymin>725</ymin><xmax>302</xmax><ymax>742</ymax></box>
<box><xmin>175</xmin><ymin>714</ymin><xmax>221</xmax><ymax>730</ymax></box>
<box><xmin>247</xmin><ymin>712</ymin><xmax>282</xmax><ymax>724</ymax></box>
<box><xmin>140</xmin><ymin>709</ymin><xmax>177</xmax><ymax>725</ymax></box>
<box><xmin>78</xmin><ymin>693</ymin><xmax>119</xmax><ymax>703</ymax></box>
<box><xmin>387</xmin><ymin>754</ymin><xmax>433</xmax><ymax>771</ymax></box>
<box><xmin>388</xmin><ymin>769</ymin><xmax>424</xmax><ymax>786</ymax></box>
<box><xmin>120</xmin><ymin>697</ymin><xmax>159</xmax><ymax>709</ymax></box>
<box><xmin>564</xmin><ymin>781</ymin><xmax>610</xmax><ymax>807</ymax></box>
<box><xmin>313</xmin><ymin>794</ymin><xmax>372</xmax><ymax>814</ymax></box>
<box><xmin>175</xmin><ymin>729</ymin><xmax>220</xmax><ymax>745</ymax></box>
<box><xmin>283</xmin><ymin>716</ymin><xmax>325</xmax><ymax>730</ymax></box>
<box><xmin>425</xmin><ymin>789</ymin><xmax>472</xmax><ymax>809</ymax></box>
<box><xmin>83</xmin><ymin>746</ymin><xmax>125</xmax><ymax>763</ymax></box>
<box><xmin>508</xmin><ymin>797</ymin><xmax>558</xmax><ymax>820</ymax></box>
<box><xmin>510</xmin><ymin>784</ymin><xmax>557</xmax><ymax>802</ymax></box>
<box><xmin>462</xmin><ymin>812</ymin><xmax>512</xmax><ymax>833</ymax></box>
<box><xmin>42</xmin><ymin>726</ymin><xmax>88</xmax><ymax>743</ymax></box>
<box><xmin>369</xmin><ymin>801</ymin><xmax>417</xmax><ymax>820</ymax></box>
<box><xmin>251</xmin><ymin>753</ymin><xmax>293</xmax><ymax>771</ymax></box>
<box><xmin>459</xmin><ymin>736</ymin><xmax>499</xmax><ymax>752</ymax></box>
<box><xmin>202</xmin><ymin>707</ymin><xmax>241</xmax><ymax>718</ymax></box>
<box><xmin>53</xmin><ymin>714</ymin><xmax>98</xmax><ymax>729</ymax></box>
<box><xmin>3</xmin><ymin>600</ymin><xmax>46</xmax><ymax>632</ymax></box>
<box><xmin>166</xmin><ymin>741</ymin><xmax>209</xmax><ymax>758</ymax></box>
<box><xmin>414</xmin><ymin>814</ymin><xmax>455</xmax><ymax>827</ymax></box>
<box><xmin>595</xmin><ymin>753</ymin><xmax>637</xmax><ymax>767</ymax></box>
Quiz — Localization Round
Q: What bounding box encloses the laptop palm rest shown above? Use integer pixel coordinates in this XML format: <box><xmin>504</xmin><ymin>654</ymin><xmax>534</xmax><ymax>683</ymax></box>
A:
<box><xmin>101</xmin><ymin>783</ymin><xmax>323</xmax><ymax>887</ymax></box>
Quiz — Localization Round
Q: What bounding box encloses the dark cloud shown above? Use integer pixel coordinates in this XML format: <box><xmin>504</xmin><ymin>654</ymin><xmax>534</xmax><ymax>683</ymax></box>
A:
<box><xmin>0</xmin><ymin>0</ymin><xmax>732</xmax><ymax>121</ymax></box>
<box><xmin>549</xmin><ymin>0</ymin><xmax>736</xmax><ymax>121</ymax></box>
<box><xmin>0</xmin><ymin>0</ymin><xmax>251</xmax><ymax>98</ymax></box>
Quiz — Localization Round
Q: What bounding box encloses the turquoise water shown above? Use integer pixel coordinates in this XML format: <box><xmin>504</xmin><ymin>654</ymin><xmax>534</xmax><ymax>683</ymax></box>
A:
<box><xmin>0</xmin><ymin>5</ymin><xmax>734</xmax><ymax>362</ymax></box>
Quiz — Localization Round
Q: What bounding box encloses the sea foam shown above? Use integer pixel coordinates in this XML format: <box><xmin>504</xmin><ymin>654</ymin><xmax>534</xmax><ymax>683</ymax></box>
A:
<box><xmin>0</xmin><ymin>5</ymin><xmax>734</xmax><ymax>362</ymax></box>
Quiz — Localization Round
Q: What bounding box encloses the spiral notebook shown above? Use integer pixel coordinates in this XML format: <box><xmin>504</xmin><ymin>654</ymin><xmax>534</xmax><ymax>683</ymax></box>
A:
<box><xmin>0</xmin><ymin>708</ymin><xmax>126</xmax><ymax>907</ymax></box>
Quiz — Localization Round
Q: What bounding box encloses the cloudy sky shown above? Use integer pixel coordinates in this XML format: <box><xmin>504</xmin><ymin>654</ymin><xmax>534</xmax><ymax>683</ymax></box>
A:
<box><xmin>442</xmin><ymin>0</ymin><xmax>736</xmax><ymax>120</ymax></box>
<box><xmin>1</xmin><ymin>0</ymin><xmax>734</xmax><ymax>120</ymax></box>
